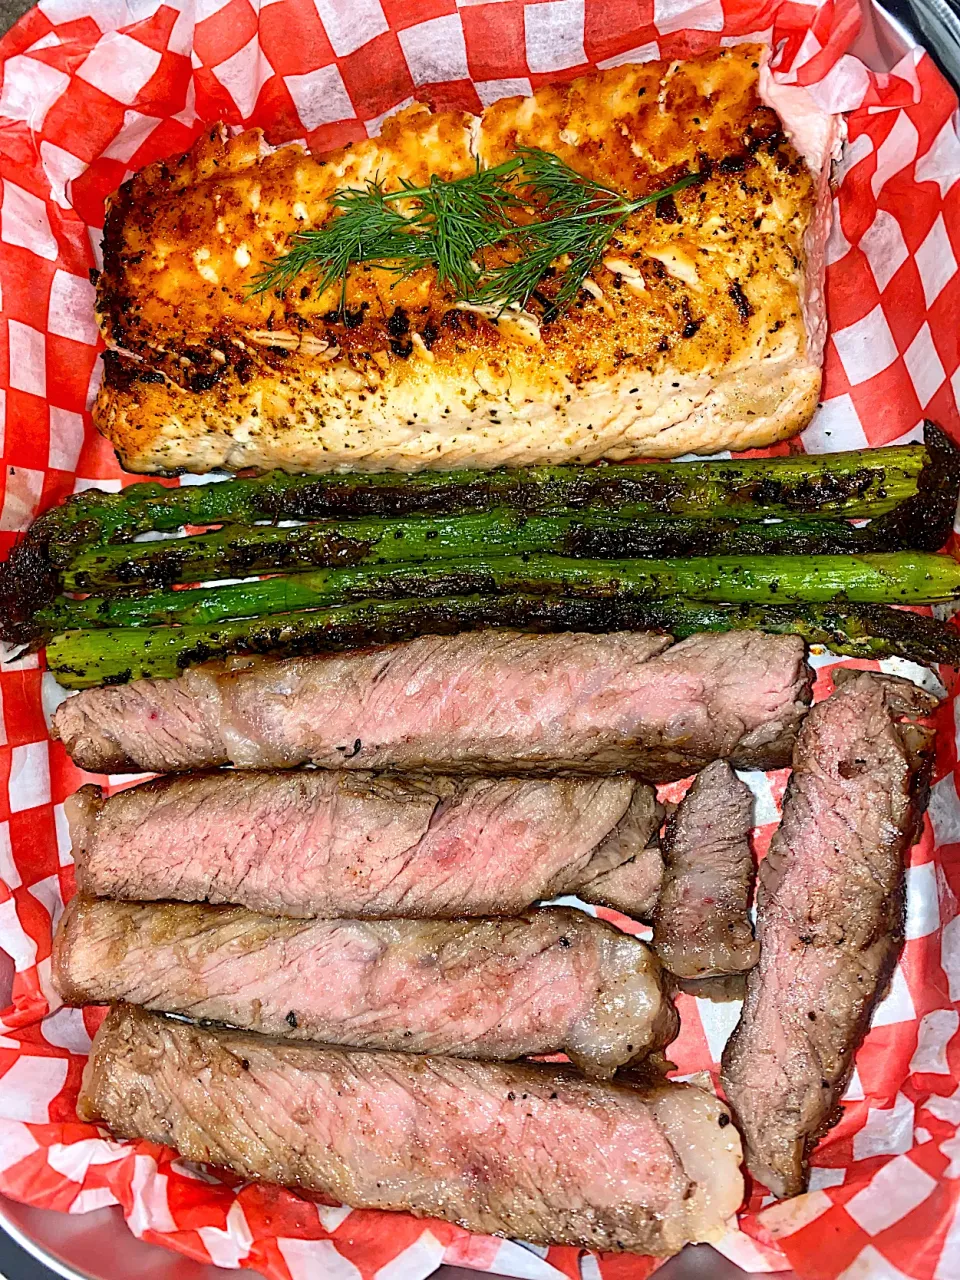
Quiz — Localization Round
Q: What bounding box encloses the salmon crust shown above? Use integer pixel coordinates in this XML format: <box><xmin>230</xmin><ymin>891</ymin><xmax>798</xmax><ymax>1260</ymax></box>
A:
<box><xmin>94</xmin><ymin>44</ymin><xmax>825</xmax><ymax>474</ymax></box>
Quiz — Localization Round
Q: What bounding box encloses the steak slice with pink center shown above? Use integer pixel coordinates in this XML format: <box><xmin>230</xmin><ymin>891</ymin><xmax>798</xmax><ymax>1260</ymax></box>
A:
<box><xmin>54</xmin><ymin>900</ymin><xmax>676</xmax><ymax>1077</ymax></box>
<box><xmin>79</xmin><ymin>1005</ymin><xmax>743</xmax><ymax>1254</ymax></box>
<box><xmin>67</xmin><ymin>771</ymin><xmax>660</xmax><ymax>919</ymax></box>
<box><xmin>721</xmin><ymin>671</ymin><xmax>938</xmax><ymax>1197</ymax></box>
<box><xmin>53</xmin><ymin>628</ymin><xmax>812</xmax><ymax>777</ymax></box>
<box><xmin>654</xmin><ymin>760</ymin><xmax>759</xmax><ymax>979</ymax></box>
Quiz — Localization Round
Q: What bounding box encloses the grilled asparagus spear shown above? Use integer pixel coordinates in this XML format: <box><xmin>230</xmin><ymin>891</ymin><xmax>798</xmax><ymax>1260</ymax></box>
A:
<box><xmin>45</xmin><ymin>596</ymin><xmax>960</xmax><ymax>688</ymax></box>
<box><xmin>26</xmin><ymin>439</ymin><xmax>934</xmax><ymax>559</ymax></box>
<box><xmin>48</xmin><ymin>510</ymin><xmax>960</xmax><ymax>596</ymax></box>
<box><xmin>3</xmin><ymin>425</ymin><xmax>956</xmax><ymax>645</ymax></box>
<box><xmin>29</xmin><ymin>548</ymin><xmax>960</xmax><ymax>640</ymax></box>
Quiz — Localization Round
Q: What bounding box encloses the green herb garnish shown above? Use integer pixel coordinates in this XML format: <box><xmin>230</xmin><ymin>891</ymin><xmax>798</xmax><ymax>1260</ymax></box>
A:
<box><xmin>250</xmin><ymin>158</ymin><xmax>524</xmax><ymax>306</ymax></box>
<box><xmin>250</xmin><ymin>148</ymin><xmax>705</xmax><ymax>318</ymax></box>
<box><xmin>475</xmin><ymin>149</ymin><xmax>704</xmax><ymax>313</ymax></box>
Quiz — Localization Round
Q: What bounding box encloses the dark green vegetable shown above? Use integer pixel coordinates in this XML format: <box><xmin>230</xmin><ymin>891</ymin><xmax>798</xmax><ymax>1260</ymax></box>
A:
<box><xmin>24</xmin><ymin>439</ymin><xmax>939</xmax><ymax>556</ymax></box>
<box><xmin>58</xmin><ymin>507</ymin><xmax>960</xmax><ymax>596</ymax></box>
<box><xmin>51</xmin><ymin>550</ymin><xmax>960</xmax><ymax>620</ymax></box>
<box><xmin>4</xmin><ymin>425</ymin><xmax>957</xmax><ymax>652</ymax></box>
<box><xmin>58</xmin><ymin>510</ymin><xmax>655</xmax><ymax>592</ymax></box>
<box><xmin>45</xmin><ymin>596</ymin><xmax>960</xmax><ymax>689</ymax></box>
<box><xmin>33</xmin><ymin>547</ymin><xmax>960</xmax><ymax>636</ymax></box>
<box><xmin>47</xmin><ymin>510</ymin><xmax>922</xmax><ymax>598</ymax></box>
<box><xmin>862</xmin><ymin>420</ymin><xmax>960</xmax><ymax>553</ymax></box>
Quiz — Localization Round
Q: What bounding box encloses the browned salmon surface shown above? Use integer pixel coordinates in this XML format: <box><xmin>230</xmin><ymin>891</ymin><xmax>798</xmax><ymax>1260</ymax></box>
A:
<box><xmin>94</xmin><ymin>45</ymin><xmax>824</xmax><ymax>473</ymax></box>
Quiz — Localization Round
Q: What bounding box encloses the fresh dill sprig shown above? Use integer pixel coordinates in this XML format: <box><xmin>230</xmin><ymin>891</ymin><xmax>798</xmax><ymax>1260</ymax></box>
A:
<box><xmin>249</xmin><ymin>185</ymin><xmax>414</xmax><ymax>305</ymax></box>
<box><xmin>250</xmin><ymin>158</ymin><xmax>523</xmax><ymax>303</ymax></box>
<box><xmin>515</xmin><ymin>146</ymin><xmax>626</xmax><ymax>217</ymax></box>
<box><xmin>249</xmin><ymin>149</ymin><xmax>705</xmax><ymax>318</ymax></box>
<box><xmin>402</xmin><ymin>161</ymin><xmax>525</xmax><ymax>296</ymax></box>
<box><xmin>474</xmin><ymin>148</ymin><xmax>706</xmax><ymax>313</ymax></box>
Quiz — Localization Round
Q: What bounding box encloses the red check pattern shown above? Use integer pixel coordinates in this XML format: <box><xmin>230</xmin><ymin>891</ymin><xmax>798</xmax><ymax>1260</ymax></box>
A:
<box><xmin>0</xmin><ymin>1</ymin><xmax>958</xmax><ymax>1277</ymax></box>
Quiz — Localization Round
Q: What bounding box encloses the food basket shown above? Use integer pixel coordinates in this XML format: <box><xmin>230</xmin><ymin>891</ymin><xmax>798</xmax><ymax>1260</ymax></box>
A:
<box><xmin>0</xmin><ymin>0</ymin><xmax>958</xmax><ymax>1277</ymax></box>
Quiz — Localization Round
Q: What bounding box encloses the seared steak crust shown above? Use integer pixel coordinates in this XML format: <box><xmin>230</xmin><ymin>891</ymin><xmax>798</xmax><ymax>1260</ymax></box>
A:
<box><xmin>53</xmin><ymin>629</ymin><xmax>812</xmax><ymax>777</ymax></box>
<box><xmin>654</xmin><ymin>760</ymin><xmax>759</xmax><ymax>979</ymax></box>
<box><xmin>721</xmin><ymin>672</ymin><xmax>938</xmax><ymax>1197</ymax></box>
<box><xmin>80</xmin><ymin>1006</ymin><xmax>743</xmax><ymax>1254</ymax></box>
<box><xmin>67</xmin><ymin>771</ymin><xmax>659</xmax><ymax>919</ymax></box>
<box><xmin>54</xmin><ymin>900</ymin><xmax>676</xmax><ymax>1077</ymax></box>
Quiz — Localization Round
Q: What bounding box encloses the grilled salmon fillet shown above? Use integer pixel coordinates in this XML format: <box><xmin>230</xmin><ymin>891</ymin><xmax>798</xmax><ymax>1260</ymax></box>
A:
<box><xmin>94</xmin><ymin>44</ymin><xmax>834</xmax><ymax>474</ymax></box>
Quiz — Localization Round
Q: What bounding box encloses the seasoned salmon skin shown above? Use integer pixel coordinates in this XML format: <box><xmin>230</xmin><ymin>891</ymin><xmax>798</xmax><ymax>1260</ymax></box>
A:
<box><xmin>94</xmin><ymin>44</ymin><xmax>834</xmax><ymax>474</ymax></box>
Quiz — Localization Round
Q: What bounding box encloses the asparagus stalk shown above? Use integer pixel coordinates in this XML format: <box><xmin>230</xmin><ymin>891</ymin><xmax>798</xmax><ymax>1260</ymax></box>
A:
<box><xmin>839</xmin><ymin>421</ymin><xmax>960</xmax><ymax>553</ymax></box>
<box><xmin>44</xmin><ymin>550</ymin><xmax>960</xmax><ymax>636</ymax></box>
<box><xmin>24</xmin><ymin>442</ymin><xmax>932</xmax><ymax>560</ymax></box>
<box><xmin>58</xmin><ymin>506</ymin><xmax>959</xmax><ymax>596</ymax></box>
<box><xmin>45</xmin><ymin>596</ymin><xmax>960</xmax><ymax>689</ymax></box>
<box><xmin>33</xmin><ymin>548</ymin><xmax>960</xmax><ymax>636</ymax></box>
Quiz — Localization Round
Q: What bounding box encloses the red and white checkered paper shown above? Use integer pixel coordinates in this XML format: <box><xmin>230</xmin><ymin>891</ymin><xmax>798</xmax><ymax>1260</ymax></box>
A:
<box><xmin>0</xmin><ymin>0</ymin><xmax>958</xmax><ymax>1277</ymax></box>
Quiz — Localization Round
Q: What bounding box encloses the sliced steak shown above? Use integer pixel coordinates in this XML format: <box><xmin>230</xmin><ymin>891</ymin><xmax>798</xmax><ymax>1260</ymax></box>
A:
<box><xmin>53</xmin><ymin>629</ymin><xmax>812</xmax><ymax>777</ymax></box>
<box><xmin>580</xmin><ymin>849</ymin><xmax>665</xmax><ymax>921</ymax></box>
<box><xmin>577</xmin><ymin>784</ymin><xmax>664</xmax><ymax>919</ymax></box>
<box><xmin>54</xmin><ymin>900</ymin><xmax>676</xmax><ymax>1077</ymax></box>
<box><xmin>80</xmin><ymin>1006</ymin><xmax>744</xmax><ymax>1254</ymax></box>
<box><xmin>721</xmin><ymin>672</ymin><xmax>938</xmax><ymax>1198</ymax></box>
<box><xmin>68</xmin><ymin>771</ymin><xmax>660</xmax><ymax>918</ymax></box>
<box><xmin>653</xmin><ymin>761</ymin><xmax>758</xmax><ymax>980</ymax></box>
